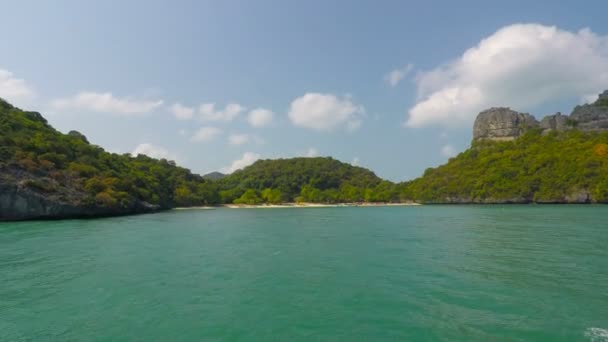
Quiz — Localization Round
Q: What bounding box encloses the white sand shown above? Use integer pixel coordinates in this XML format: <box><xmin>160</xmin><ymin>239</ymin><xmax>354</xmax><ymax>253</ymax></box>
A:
<box><xmin>222</xmin><ymin>202</ymin><xmax>420</xmax><ymax>209</ymax></box>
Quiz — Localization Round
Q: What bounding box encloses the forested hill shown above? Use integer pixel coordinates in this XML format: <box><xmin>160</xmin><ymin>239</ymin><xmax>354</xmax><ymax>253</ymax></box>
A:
<box><xmin>402</xmin><ymin>92</ymin><xmax>608</xmax><ymax>203</ymax></box>
<box><xmin>0</xmin><ymin>98</ymin><xmax>219</xmax><ymax>220</ymax></box>
<box><xmin>216</xmin><ymin>157</ymin><xmax>395</xmax><ymax>204</ymax></box>
<box><xmin>404</xmin><ymin>128</ymin><xmax>608</xmax><ymax>203</ymax></box>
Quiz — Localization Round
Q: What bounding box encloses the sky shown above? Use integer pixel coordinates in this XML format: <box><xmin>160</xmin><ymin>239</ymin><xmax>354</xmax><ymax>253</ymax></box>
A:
<box><xmin>1</xmin><ymin>0</ymin><xmax>608</xmax><ymax>181</ymax></box>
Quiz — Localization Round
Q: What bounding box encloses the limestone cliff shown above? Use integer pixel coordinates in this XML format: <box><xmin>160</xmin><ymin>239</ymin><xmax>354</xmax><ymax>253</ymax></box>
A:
<box><xmin>473</xmin><ymin>90</ymin><xmax>608</xmax><ymax>140</ymax></box>
<box><xmin>473</xmin><ymin>108</ymin><xmax>538</xmax><ymax>140</ymax></box>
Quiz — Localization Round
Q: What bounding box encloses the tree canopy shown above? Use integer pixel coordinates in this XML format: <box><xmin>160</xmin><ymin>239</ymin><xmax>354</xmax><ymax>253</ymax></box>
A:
<box><xmin>403</xmin><ymin>129</ymin><xmax>608</xmax><ymax>203</ymax></box>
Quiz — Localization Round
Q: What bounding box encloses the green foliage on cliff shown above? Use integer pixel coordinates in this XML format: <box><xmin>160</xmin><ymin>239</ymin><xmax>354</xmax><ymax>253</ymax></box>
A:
<box><xmin>403</xmin><ymin>130</ymin><xmax>608</xmax><ymax>203</ymax></box>
<box><xmin>217</xmin><ymin>157</ymin><xmax>402</xmax><ymax>203</ymax></box>
<box><xmin>0</xmin><ymin>98</ymin><xmax>219</xmax><ymax>209</ymax></box>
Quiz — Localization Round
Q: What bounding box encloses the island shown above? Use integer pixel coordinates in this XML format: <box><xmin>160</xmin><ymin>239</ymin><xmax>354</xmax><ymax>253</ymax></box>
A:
<box><xmin>1</xmin><ymin>90</ymin><xmax>608</xmax><ymax>220</ymax></box>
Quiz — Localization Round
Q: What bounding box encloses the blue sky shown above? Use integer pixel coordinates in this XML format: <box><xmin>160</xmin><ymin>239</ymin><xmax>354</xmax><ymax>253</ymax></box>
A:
<box><xmin>1</xmin><ymin>0</ymin><xmax>607</xmax><ymax>181</ymax></box>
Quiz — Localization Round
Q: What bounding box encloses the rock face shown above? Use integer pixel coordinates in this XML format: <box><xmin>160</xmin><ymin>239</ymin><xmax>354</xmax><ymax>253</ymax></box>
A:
<box><xmin>0</xmin><ymin>169</ymin><xmax>160</xmax><ymax>221</ymax></box>
<box><xmin>539</xmin><ymin>112</ymin><xmax>569</xmax><ymax>133</ymax></box>
<box><xmin>570</xmin><ymin>104</ymin><xmax>608</xmax><ymax>131</ymax></box>
<box><xmin>474</xmin><ymin>90</ymin><xmax>608</xmax><ymax>140</ymax></box>
<box><xmin>473</xmin><ymin>108</ymin><xmax>538</xmax><ymax>140</ymax></box>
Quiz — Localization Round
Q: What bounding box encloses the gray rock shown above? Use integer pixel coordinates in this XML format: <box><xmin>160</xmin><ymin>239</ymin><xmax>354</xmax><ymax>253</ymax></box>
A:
<box><xmin>540</xmin><ymin>112</ymin><xmax>569</xmax><ymax>133</ymax></box>
<box><xmin>570</xmin><ymin>104</ymin><xmax>608</xmax><ymax>131</ymax></box>
<box><xmin>473</xmin><ymin>107</ymin><xmax>539</xmax><ymax>140</ymax></box>
<box><xmin>565</xmin><ymin>189</ymin><xmax>591</xmax><ymax>203</ymax></box>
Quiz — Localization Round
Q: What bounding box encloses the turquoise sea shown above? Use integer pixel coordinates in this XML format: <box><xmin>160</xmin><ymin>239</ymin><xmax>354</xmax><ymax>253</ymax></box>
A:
<box><xmin>1</xmin><ymin>206</ymin><xmax>607</xmax><ymax>341</ymax></box>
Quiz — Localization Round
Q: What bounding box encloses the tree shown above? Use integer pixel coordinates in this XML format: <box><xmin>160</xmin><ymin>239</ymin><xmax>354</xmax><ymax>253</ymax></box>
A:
<box><xmin>234</xmin><ymin>189</ymin><xmax>263</xmax><ymax>205</ymax></box>
<box><xmin>261</xmin><ymin>188</ymin><xmax>282</xmax><ymax>204</ymax></box>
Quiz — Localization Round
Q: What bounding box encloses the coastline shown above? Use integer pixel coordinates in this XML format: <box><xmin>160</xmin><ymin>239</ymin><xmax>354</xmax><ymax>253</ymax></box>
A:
<box><xmin>174</xmin><ymin>202</ymin><xmax>421</xmax><ymax>210</ymax></box>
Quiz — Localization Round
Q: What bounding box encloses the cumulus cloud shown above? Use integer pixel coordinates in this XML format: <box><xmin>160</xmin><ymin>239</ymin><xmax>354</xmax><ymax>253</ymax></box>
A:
<box><xmin>171</xmin><ymin>103</ymin><xmax>194</xmax><ymax>120</ymax></box>
<box><xmin>132</xmin><ymin>143</ymin><xmax>177</xmax><ymax>161</ymax></box>
<box><xmin>248</xmin><ymin>108</ymin><xmax>274</xmax><ymax>127</ymax></box>
<box><xmin>228</xmin><ymin>133</ymin><xmax>263</xmax><ymax>146</ymax></box>
<box><xmin>441</xmin><ymin>144</ymin><xmax>457</xmax><ymax>158</ymax></box>
<box><xmin>221</xmin><ymin>152</ymin><xmax>260</xmax><ymax>174</ymax></box>
<box><xmin>0</xmin><ymin>69</ymin><xmax>35</xmax><ymax>104</ymax></box>
<box><xmin>51</xmin><ymin>92</ymin><xmax>163</xmax><ymax>114</ymax></box>
<box><xmin>405</xmin><ymin>24</ymin><xmax>608</xmax><ymax>128</ymax></box>
<box><xmin>385</xmin><ymin>63</ymin><xmax>413</xmax><ymax>87</ymax></box>
<box><xmin>190</xmin><ymin>126</ymin><xmax>222</xmax><ymax>142</ymax></box>
<box><xmin>199</xmin><ymin>103</ymin><xmax>245</xmax><ymax>122</ymax></box>
<box><xmin>352</xmin><ymin>157</ymin><xmax>360</xmax><ymax>166</ymax></box>
<box><xmin>288</xmin><ymin>93</ymin><xmax>365</xmax><ymax>131</ymax></box>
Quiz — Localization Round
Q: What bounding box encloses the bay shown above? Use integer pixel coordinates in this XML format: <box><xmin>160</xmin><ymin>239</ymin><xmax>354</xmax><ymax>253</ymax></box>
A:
<box><xmin>1</xmin><ymin>206</ymin><xmax>607</xmax><ymax>341</ymax></box>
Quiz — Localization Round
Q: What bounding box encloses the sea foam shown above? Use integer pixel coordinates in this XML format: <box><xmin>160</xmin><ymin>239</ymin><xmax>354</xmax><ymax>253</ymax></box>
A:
<box><xmin>585</xmin><ymin>328</ymin><xmax>608</xmax><ymax>342</ymax></box>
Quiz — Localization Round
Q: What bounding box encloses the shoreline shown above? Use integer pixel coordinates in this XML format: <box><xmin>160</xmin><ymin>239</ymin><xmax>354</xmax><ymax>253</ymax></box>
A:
<box><xmin>174</xmin><ymin>202</ymin><xmax>421</xmax><ymax>210</ymax></box>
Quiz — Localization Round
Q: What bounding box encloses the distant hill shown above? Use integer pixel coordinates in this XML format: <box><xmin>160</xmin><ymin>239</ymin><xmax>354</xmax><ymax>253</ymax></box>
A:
<box><xmin>217</xmin><ymin>157</ymin><xmax>395</xmax><ymax>204</ymax></box>
<box><xmin>203</xmin><ymin>171</ymin><xmax>226</xmax><ymax>181</ymax></box>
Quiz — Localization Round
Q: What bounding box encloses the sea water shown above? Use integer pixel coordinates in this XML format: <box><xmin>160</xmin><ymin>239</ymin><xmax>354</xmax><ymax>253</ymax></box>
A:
<box><xmin>1</xmin><ymin>206</ymin><xmax>607</xmax><ymax>341</ymax></box>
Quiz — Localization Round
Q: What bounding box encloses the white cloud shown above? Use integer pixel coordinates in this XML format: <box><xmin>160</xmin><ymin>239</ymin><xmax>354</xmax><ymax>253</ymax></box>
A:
<box><xmin>199</xmin><ymin>103</ymin><xmax>245</xmax><ymax>122</ymax></box>
<box><xmin>132</xmin><ymin>143</ymin><xmax>176</xmax><ymax>161</ymax></box>
<box><xmin>0</xmin><ymin>69</ymin><xmax>35</xmax><ymax>104</ymax></box>
<box><xmin>190</xmin><ymin>126</ymin><xmax>222</xmax><ymax>142</ymax></box>
<box><xmin>228</xmin><ymin>134</ymin><xmax>249</xmax><ymax>145</ymax></box>
<box><xmin>441</xmin><ymin>144</ymin><xmax>457</xmax><ymax>158</ymax></box>
<box><xmin>248</xmin><ymin>108</ymin><xmax>274</xmax><ymax>127</ymax></box>
<box><xmin>228</xmin><ymin>133</ymin><xmax>263</xmax><ymax>146</ymax></box>
<box><xmin>288</xmin><ymin>93</ymin><xmax>365</xmax><ymax>131</ymax></box>
<box><xmin>352</xmin><ymin>157</ymin><xmax>360</xmax><ymax>166</ymax></box>
<box><xmin>221</xmin><ymin>152</ymin><xmax>260</xmax><ymax>174</ymax></box>
<box><xmin>51</xmin><ymin>92</ymin><xmax>163</xmax><ymax>114</ymax></box>
<box><xmin>171</xmin><ymin>103</ymin><xmax>194</xmax><ymax>120</ymax></box>
<box><xmin>305</xmin><ymin>147</ymin><xmax>319</xmax><ymax>157</ymax></box>
<box><xmin>406</xmin><ymin>24</ymin><xmax>608</xmax><ymax>128</ymax></box>
<box><xmin>385</xmin><ymin>63</ymin><xmax>413</xmax><ymax>87</ymax></box>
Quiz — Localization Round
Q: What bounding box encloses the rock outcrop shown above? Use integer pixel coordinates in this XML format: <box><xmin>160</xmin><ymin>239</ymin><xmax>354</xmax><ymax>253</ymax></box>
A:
<box><xmin>473</xmin><ymin>107</ymin><xmax>538</xmax><ymax>140</ymax></box>
<box><xmin>570</xmin><ymin>91</ymin><xmax>608</xmax><ymax>130</ymax></box>
<box><xmin>539</xmin><ymin>112</ymin><xmax>569</xmax><ymax>132</ymax></box>
<box><xmin>474</xmin><ymin>90</ymin><xmax>608</xmax><ymax>140</ymax></box>
<box><xmin>0</xmin><ymin>173</ymin><xmax>160</xmax><ymax>221</ymax></box>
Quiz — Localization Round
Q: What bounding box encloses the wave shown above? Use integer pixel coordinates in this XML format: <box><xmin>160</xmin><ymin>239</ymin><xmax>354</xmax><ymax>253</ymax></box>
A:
<box><xmin>585</xmin><ymin>328</ymin><xmax>608</xmax><ymax>341</ymax></box>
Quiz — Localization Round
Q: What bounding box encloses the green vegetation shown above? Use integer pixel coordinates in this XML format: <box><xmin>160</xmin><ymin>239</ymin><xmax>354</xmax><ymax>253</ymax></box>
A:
<box><xmin>3</xmin><ymin>96</ymin><xmax>608</xmax><ymax>214</ymax></box>
<box><xmin>0</xmin><ymin>98</ymin><xmax>219</xmax><ymax>210</ymax></box>
<box><xmin>217</xmin><ymin>157</ymin><xmax>405</xmax><ymax>204</ymax></box>
<box><xmin>404</xmin><ymin>129</ymin><xmax>608</xmax><ymax>203</ymax></box>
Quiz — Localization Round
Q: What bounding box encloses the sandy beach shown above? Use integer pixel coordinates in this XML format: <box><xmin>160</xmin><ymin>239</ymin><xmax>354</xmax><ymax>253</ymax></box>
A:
<box><xmin>222</xmin><ymin>202</ymin><xmax>421</xmax><ymax>209</ymax></box>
